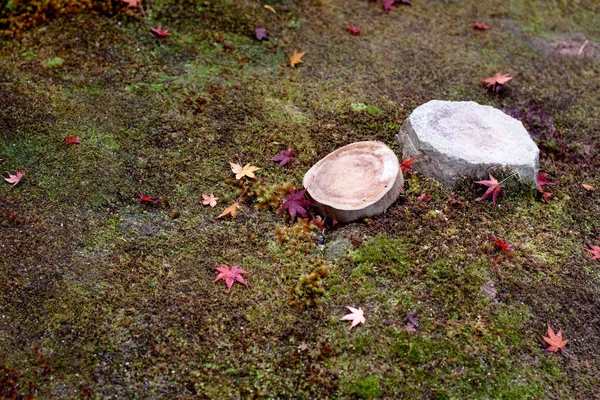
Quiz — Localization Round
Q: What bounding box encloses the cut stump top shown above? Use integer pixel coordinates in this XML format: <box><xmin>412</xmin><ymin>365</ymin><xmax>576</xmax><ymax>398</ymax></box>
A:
<box><xmin>303</xmin><ymin>141</ymin><xmax>403</xmax><ymax>222</ymax></box>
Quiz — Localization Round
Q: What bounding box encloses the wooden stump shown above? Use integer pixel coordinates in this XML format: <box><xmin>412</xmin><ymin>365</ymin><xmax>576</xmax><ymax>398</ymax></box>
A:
<box><xmin>303</xmin><ymin>141</ymin><xmax>404</xmax><ymax>223</ymax></box>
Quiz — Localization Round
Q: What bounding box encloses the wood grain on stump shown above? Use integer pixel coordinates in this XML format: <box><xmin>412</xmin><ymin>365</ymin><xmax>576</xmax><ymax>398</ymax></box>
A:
<box><xmin>303</xmin><ymin>141</ymin><xmax>403</xmax><ymax>223</ymax></box>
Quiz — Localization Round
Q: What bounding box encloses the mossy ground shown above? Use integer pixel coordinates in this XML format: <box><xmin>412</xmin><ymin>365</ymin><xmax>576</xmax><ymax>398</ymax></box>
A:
<box><xmin>1</xmin><ymin>0</ymin><xmax>599</xmax><ymax>398</ymax></box>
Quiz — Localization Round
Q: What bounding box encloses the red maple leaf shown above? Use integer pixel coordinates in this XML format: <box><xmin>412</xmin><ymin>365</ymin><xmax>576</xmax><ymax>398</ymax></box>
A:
<box><xmin>400</xmin><ymin>156</ymin><xmax>418</xmax><ymax>172</ymax></box>
<box><xmin>347</xmin><ymin>25</ymin><xmax>362</xmax><ymax>35</ymax></box>
<box><xmin>536</xmin><ymin>172</ymin><xmax>554</xmax><ymax>192</ymax></box>
<box><xmin>139</xmin><ymin>194</ymin><xmax>158</xmax><ymax>204</ymax></box>
<box><xmin>64</xmin><ymin>136</ymin><xmax>80</xmax><ymax>144</ymax></box>
<box><xmin>585</xmin><ymin>239</ymin><xmax>600</xmax><ymax>260</ymax></box>
<box><xmin>255</xmin><ymin>25</ymin><xmax>268</xmax><ymax>41</ymax></box>
<box><xmin>492</xmin><ymin>237</ymin><xmax>513</xmax><ymax>252</ymax></box>
<box><xmin>482</xmin><ymin>72</ymin><xmax>513</xmax><ymax>93</ymax></box>
<box><xmin>473</xmin><ymin>21</ymin><xmax>489</xmax><ymax>30</ymax></box>
<box><xmin>278</xmin><ymin>188</ymin><xmax>313</xmax><ymax>220</ymax></box>
<box><xmin>475</xmin><ymin>174</ymin><xmax>502</xmax><ymax>205</ymax></box>
<box><xmin>270</xmin><ymin>149</ymin><xmax>294</xmax><ymax>167</ymax></box>
<box><xmin>383</xmin><ymin>0</ymin><xmax>410</xmax><ymax>11</ymax></box>
<box><xmin>150</xmin><ymin>26</ymin><xmax>170</xmax><ymax>37</ymax></box>
<box><xmin>213</xmin><ymin>264</ymin><xmax>249</xmax><ymax>292</ymax></box>
<box><xmin>4</xmin><ymin>170</ymin><xmax>24</xmax><ymax>186</ymax></box>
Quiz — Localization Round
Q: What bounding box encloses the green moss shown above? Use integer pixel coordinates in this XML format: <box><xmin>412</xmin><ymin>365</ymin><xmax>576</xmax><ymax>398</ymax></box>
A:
<box><xmin>349</xmin><ymin>376</ymin><xmax>381</xmax><ymax>399</ymax></box>
<box><xmin>44</xmin><ymin>56</ymin><xmax>64</xmax><ymax>68</ymax></box>
<box><xmin>1</xmin><ymin>0</ymin><xmax>599</xmax><ymax>397</ymax></box>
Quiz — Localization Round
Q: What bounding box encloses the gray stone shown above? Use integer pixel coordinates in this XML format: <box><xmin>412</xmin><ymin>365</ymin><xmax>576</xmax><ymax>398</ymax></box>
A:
<box><xmin>396</xmin><ymin>100</ymin><xmax>539</xmax><ymax>187</ymax></box>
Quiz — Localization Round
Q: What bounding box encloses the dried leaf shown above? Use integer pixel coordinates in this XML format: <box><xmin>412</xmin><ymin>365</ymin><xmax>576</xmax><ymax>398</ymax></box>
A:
<box><xmin>278</xmin><ymin>188</ymin><xmax>313</xmax><ymax>220</ymax></box>
<box><xmin>584</xmin><ymin>238</ymin><xmax>600</xmax><ymax>260</ymax></box>
<box><xmin>230</xmin><ymin>162</ymin><xmax>260</xmax><ymax>180</ymax></box>
<box><xmin>121</xmin><ymin>0</ymin><xmax>139</xmax><ymax>8</ymax></box>
<box><xmin>150</xmin><ymin>26</ymin><xmax>170</xmax><ymax>37</ymax></box>
<box><xmin>202</xmin><ymin>193</ymin><xmax>219</xmax><ymax>208</ymax></box>
<box><xmin>255</xmin><ymin>25</ymin><xmax>268</xmax><ymax>41</ymax></box>
<box><xmin>270</xmin><ymin>149</ymin><xmax>294</xmax><ymax>167</ymax></box>
<box><xmin>289</xmin><ymin>49</ymin><xmax>306</xmax><ymax>68</ymax></box>
<box><xmin>475</xmin><ymin>174</ymin><xmax>502</xmax><ymax>205</ymax></box>
<box><xmin>582</xmin><ymin>184</ymin><xmax>595</xmax><ymax>191</ymax></box>
<box><xmin>473</xmin><ymin>21</ymin><xmax>489</xmax><ymax>30</ymax></box>
<box><xmin>4</xmin><ymin>170</ymin><xmax>24</xmax><ymax>186</ymax></box>
<box><xmin>310</xmin><ymin>215</ymin><xmax>326</xmax><ymax>230</ymax></box>
<box><xmin>264</xmin><ymin>4</ymin><xmax>276</xmax><ymax>13</ymax></box>
<box><xmin>543</xmin><ymin>324</ymin><xmax>569</xmax><ymax>353</ymax></box>
<box><xmin>340</xmin><ymin>306</ymin><xmax>365</xmax><ymax>330</ymax></box>
<box><xmin>417</xmin><ymin>193</ymin><xmax>432</xmax><ymax>203</ymax></box>
<box><xmin>217</xmin><ymin>202</ymin><xmax>239</xmax><ymax>219</ymax></box>
<box><xmin>213</xmin><ymin>264</ymin><xmax>249</xmax><ymax>293</ymax></box>
<box><xmin>347</xmin><ymin>25</ymin><xmax>362</xmax><ymax>35</ymax></box>
<box><xmin>400</xmin><ymin>156</ymin><xmax>418</xmax><ymax>172</ymax></box>
<box><xmin>383</xmin><ymin>0</ymin><xmax>410</xmax><ymax>11</ymax></box>
<box><xmin>492</xmin><ymin>237</ymin><xmax>513</xmax><ymax>252</ymax></box>
<box><xmin>64</xmin><ymin>136</ymin><xmax>80</xmax><ymax>144</ymax></box>
<box><xmin>139</xmin><ymin>194</ymin><xmax>158</xmax><ymax>204</ymax></box>
<box><xmin>482</xmin><ymin>72</ymin><xmax>513</xmax><ymax>93</ymax></box>
<box><xmin>404</xmin><ymin>309</ymin><xmax>418</xmax><ymax>327</ymax></box>
<box><xmin>536</xmin><ymin>172</ymin><xmax>554</xmax><ymax>193</ymax></box>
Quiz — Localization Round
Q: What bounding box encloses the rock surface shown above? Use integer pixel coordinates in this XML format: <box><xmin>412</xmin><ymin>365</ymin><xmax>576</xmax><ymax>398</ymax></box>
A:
<box><xmin>396</xmin><ymin>100</ymin><xmax>540</xmax><ymax>187</ymax></box>
<box><xmin>303</xmin><ymin>141</ymin><xmax>403</xmax><ymax>223</ymax></box>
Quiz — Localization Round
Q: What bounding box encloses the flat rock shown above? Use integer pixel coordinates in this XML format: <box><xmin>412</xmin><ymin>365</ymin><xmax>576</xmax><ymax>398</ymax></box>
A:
<box><xmin>396</xmin><ymin>100</ymin><xmax>540</xmax><ymax>187</ymax></box>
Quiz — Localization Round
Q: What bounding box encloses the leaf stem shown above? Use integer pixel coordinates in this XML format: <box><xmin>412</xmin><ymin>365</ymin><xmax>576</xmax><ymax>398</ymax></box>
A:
<box><xmin>498</xmin><ymin>172</ymin><xmax>520</xmax><ymax>185</ymax></box>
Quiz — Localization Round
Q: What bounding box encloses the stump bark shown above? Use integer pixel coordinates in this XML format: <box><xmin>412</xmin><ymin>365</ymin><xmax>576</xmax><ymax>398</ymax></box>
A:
<box><xmin>303</xmin><ymin>141</ymin><xmax>403</xmax><ymax>223</ymax></box>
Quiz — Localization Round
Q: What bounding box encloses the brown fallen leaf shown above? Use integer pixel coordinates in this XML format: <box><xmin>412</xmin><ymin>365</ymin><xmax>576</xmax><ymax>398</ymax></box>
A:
<box><xmin>582</xmin><ymin>184</ymin><xmax>595</xmax><ymax>191</ymax></box>
<box><xmin>202</xmin><ymin>193</ymin><xmax>219</xmax><ymax>208</ymax></box>
<box><xmin>264</xmin><ymin>4</ymin><xmax>276</xmax><ymax>13</ymax></box>
<box><xmin>217</xmin><ymin>202</ymin><xmax>239</xmax><ymax>219</ymax></box>
<box><xmin>121</xmin><ymin>0</ymin><xmax>139</xmax><ymax>8</ymax></box>
<box><xmin>289</xmin><ymin>49</ymin><xmax>306</xmax><ymax>68</ymax></box>
<box><xmin>230</xmin><ymin>162</ymin><xmax>260</xmax><ymax>180</ymax></box>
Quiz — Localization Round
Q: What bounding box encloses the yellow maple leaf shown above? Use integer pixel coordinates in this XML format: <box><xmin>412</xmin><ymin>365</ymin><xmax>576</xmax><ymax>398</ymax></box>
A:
<box><xmin>217</xmin><ymin>202</ymin><xmax>239</xmax><ymax>219</ymax></box>
<box><xmin>289</xmin><ymin>49</ymin><xmax>306</xmax><ymax>68</ymax></box>
<box><xmin>230</xmin><ymin>162</ymin><xmax>260</xmax><ymax>180</ymax></box>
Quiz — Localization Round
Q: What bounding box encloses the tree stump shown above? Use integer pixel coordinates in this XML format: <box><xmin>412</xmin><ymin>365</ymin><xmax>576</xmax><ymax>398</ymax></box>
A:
<box><xmin>303</xmin><ymin>141</ymin><xmax>403</xmax><ymax>223</ymax></box>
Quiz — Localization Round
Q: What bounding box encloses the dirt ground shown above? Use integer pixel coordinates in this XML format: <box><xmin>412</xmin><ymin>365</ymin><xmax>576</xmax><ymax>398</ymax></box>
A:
<box><xmin>1</xmin><ymin>0</ymin><xmax>599</xmax><ymax>398</ymax></box>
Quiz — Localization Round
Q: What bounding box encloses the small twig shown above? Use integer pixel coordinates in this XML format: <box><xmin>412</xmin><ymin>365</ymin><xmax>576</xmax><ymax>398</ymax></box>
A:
<box><xmin>138</xmin><ymin>0</ymin><xmax>147</xmax><ymax>19</ymax></box>
<box><xmin>576</xmin><ymin>40</ymin><xmax>588</xmax><ymax>57</ymax></box>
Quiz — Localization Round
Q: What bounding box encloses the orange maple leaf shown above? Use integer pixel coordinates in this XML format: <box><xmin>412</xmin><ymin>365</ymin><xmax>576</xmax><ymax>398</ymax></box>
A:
<box><xmin>289</xmin><ymin>49</ymin><xmax>306</xmax><ymax>68</ymax></box>
<box><xmin>482</xmin><ymin>72</ymin><xmax>513</xmax><ymax>92</ymax></box>
<box><xmin>121</xmin><ymin>0</ymin><xmax>139</xmax><ymax>8</ymax></box>
<box><xmin>543</xmin><ymin>324</ymin><xmax>568</xmax><ymax>353</ymax></box>
<box><xmin>217</xmin><ymin>202</ymin><xmax>239</xmax><ymax>219</ymax></box>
